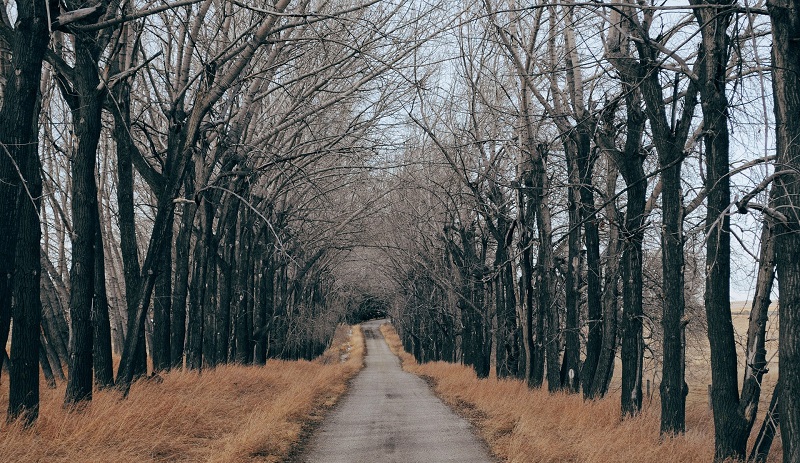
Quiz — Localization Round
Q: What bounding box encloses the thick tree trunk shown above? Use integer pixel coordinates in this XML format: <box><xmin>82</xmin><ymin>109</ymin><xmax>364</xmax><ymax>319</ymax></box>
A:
<box><xmin>634</xmin><ymin>38</ymin><xmax>698</xmax><ymax>422</ymax></box>
<box><xmin>659</xmin><ymin>131</ymin><xmax>688</xmax><ymax>433</ymax></box>
<box><xmin>494</xmin><ymin>220</ymin><xmax>517</xmax><ymax>378</ymax></box>
<box><xmin>518</xmin><ymin>92</ymin><xmax>548</xmax><ymax>388</ymax></box>
<box><xmin>7</xmin><ymin>124</ymin><xmax>43</xmax><ymax>422</ymax></box>
<box><xmin>1</xmin><ymin>0</ymin><xmax>54</xmax><ymax>426</ymax></box>
<box><xmin>518</xmin><ymin>182</ymin><xmax>537</xmax><ymax>386</ymax></box>
<box><xmin>234</xmin><ymin>214</ymin><xmax>250</xmax><ymax>364</ymax></box>
<box><xmin>603</xmin><ymin>24</ymin><xmax>651</xmax><ymax>411</ymax></box>
<box><xmin>64</xmin><ymin>35</ymin><xmax>105</xmax><ymax>407</ymax></box>
<box><xmin>539</xmin><ymin>209</ymin><xmax>559</xmax><ymax>392</ymax></box>
<box><xmin>769</xmin><ymin>0</ymin><xmax>800</xmax><ymax>458</ymax></box>
<box><xmin>692</xmin><ymin>1</ymin><xmax>748</xmax><ymax>454</ymax></box>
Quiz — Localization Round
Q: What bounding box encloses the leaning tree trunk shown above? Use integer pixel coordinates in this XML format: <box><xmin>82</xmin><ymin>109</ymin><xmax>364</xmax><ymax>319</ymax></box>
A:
<box><xmin>749</xmin><ymin>380</ymin><xmax>781</xmax><ymax>463</ymax></box>
<box><xmin>737</xmin><ymin>188</ymin><xmax>777</xmax><ymax>436</ymax></box>
<box><xmin>769</xmin><ymin>0</ymin><xmax>800</xmax><ymax>459</ymax></box>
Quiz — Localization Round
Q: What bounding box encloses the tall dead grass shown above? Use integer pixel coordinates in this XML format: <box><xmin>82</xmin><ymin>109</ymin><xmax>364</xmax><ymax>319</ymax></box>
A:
<box><xmin>379</xmin><ymin>323</ymin><xmax>780</xmax><ymax>463</ymax></box>
<box><xmin>0</xmin><ymin>324</ymin><xmax>363</xmax><ymax>462</ymax></box>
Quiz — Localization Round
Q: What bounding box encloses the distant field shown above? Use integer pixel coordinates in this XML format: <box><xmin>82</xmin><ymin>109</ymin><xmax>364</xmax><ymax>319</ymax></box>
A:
<box><xmin>686</xmin><ymin>302</ymin><xmax>779</xmax><ymax>406</ymax></box>
<box><xmin>602</xmin><ymin>301</ymin><xmax>779</xmax><ymax>409</ymax></box>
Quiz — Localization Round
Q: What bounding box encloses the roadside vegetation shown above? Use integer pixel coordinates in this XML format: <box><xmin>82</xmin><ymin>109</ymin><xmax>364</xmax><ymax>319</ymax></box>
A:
<box><xmin>380</xmin><ymin>323</ymin><xmax>780</xmax><ymax>463</ymax></box>
<box><xmin>0</xmin><ymin>325</ymin><xmax>363</xmax><ymax>462</ymax></box>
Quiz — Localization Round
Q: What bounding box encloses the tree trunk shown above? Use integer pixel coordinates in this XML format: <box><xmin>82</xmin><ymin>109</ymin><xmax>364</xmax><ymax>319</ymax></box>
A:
<box><xmin>1</xmin><ymin>0</ymin><xmax>54</xmax><ymax>426</ymax></box>
<box><xmin>217</xmin><ymin>221</ymin><xmax>235</xmax><ymax>363</ymax></box>
<box><xmin>40</xmin><ymin>265</ymin><xmax>70</xmax><ymax>368</ymax></box>
<box><xmin>578</xmin><ymin>126</ymin><xmax>603</xmax><ymax>399</ymax></box>
<box><xmin>562</xmin><ymin>140</ymin><xmax>583</xmax><ymax>393</ymax></box>
<box><xmin>519</xmin><ymin>91</ymin><xmax>551</xmax><ymax>388</ymax></box>
<box><xmin>590</xmin><ymin>160</ymin><xmax>621</xmax><ymax>398</ymax></box>
<box><xmin>254</xmin><ymin>236</ymin><xmax>273</xmax><ymax>364</ymax></box>
<box><xmin>152</xmin><ymin>223</ymin><xmax>173</xmax><ymax>372</ymax></box>
<box><xmin>109</xmin><ymin>50</ymin><xmax>149</xmax><ymax>380</ymax></box>
<box><xmin>171</xmin><ymin>184</ymin><xmax>196</xmax><ymax>368</ymax></box>
<box><xmin>64</xmin><ymin>35</ymin><xmax>104</xmax><ymax>407</ymax></box>
<box><xmin>634</xmin><ymin>38</ymin><xmax>698</xmax><ymax>422</ymax></box>
<box><xmin>93</xmin><ymin>216</ymin><xmax>114</xmax><ymax>389</ymax></box>
<box><xmin>769</xmin><ymin>0</ymin><xmax>800</xmax><ymax>458</ymax></box>
<box><xmin>186</xmin><ymin>204</ymin><xmax>208</xmax><ymax>370</ymax></box>
<box><xmin>749</xmin><ymin>380</ymin><xmax>780</xmax><ymax>463</ymax></box>
<box><xmin>40</xmin><ymin>336</ymin><xmax>57</xmax><ymax>389</ymax></box>
<box><xmin>202</xmin><ymin>201</ymin><xmax>217</xmax><ymax>368</ymax></box>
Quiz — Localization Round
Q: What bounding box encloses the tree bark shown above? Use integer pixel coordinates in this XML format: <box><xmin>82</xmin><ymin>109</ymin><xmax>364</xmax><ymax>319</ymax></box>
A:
<box><xmin>186</xmin><ymin>204</ymin><xmax>208</xmax><ymax>370</ymax></box>
<box><xmin>562</xmin><ymin>140</ymin><xmax>582</xmax><ymax>393</ymax></box>
<box><xmin>109</xmin><ymin>37</ymin><xmax>149</xmax><ymax>379</ymax></box>
<box><xmin>0</xmin><ymin>0</ymin><xmax>55</xmax><ymax>426</ymax></box>
<box><xmin>633</xmin><ymin>37</ymin><xmax>698</xmax><ymax>422</ymax></box>
<box><xmin>171</xmin><ymin>177</ymin><xmax>196</xmax><ymax>368</ymax></box>
<box><xmin>93</xmin><ymin>215</ymin><xmax>114</xmax><ymax>388</ymax></box>
<box><xmin>64</xmin><ymin>35</ymin><xmax>105</xmax><ymax>407</ymax></box>
<box><xmin>590</xmin><ymin>160</ymin><xmax>621</xmax><ymax>398</ymax></box>
<box><xmin>202</xmin><ymin>200</ymin><xmax>217</xmax><ymax>368</ymax></box>
<box><xmin>692</xmin><ymin>0</ymin><xmax>749</xmax><ymax>454</ymax></box>
<box><xmin>152</xmin><ymin>222</ymin><xmax>172</xmax><ymax>372</ymax></box>
<box><xmin>749</xmin><ymin>380</ymin><xmax>780</xmax><ymax>463</ymax></box>
<box><xmin>577</xmin><ymin>127</ymin><xmax>603</xmax><ymax>399</ymax></box>
<box><xmin>769</xmin><ymin>0</ymin><xmax>800</xmax><ymax>458</ymax></box>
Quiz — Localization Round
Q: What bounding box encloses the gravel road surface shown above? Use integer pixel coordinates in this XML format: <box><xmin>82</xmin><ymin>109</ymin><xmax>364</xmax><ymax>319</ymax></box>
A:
<box><xmin>300</xmin><ymin>319</ymin><xmax>493</xmax><ymax>463</ymax></box>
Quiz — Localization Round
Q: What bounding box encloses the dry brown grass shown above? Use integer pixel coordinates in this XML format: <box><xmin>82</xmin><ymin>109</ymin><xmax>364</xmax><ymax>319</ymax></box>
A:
<box><xmin>0</xmin><ymin>324</ymin><xmax>364</xmax><ymax>462</ymax></box>
<box><xmin>379</xmin><ymin>323</ymin><xmax>781</xmax><ymax>463</ymax></box>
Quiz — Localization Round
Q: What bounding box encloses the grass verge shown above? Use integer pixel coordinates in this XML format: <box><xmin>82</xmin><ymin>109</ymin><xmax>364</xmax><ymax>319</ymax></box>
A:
<box><xmin>0</xmin><ymin>324</ymin><xmax>364</xmax><ymax>462</ymax></box>
<box><xmin>379</xmin><ymin>323</ymin><xmax>780</xmax><ymax>463</ymax></box>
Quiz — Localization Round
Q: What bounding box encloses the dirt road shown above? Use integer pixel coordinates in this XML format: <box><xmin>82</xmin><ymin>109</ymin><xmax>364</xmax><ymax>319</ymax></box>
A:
<box><xmin>300</xmin><ymin>319</ymin><xmax>493</xmax><ymax>463</ymax></box>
